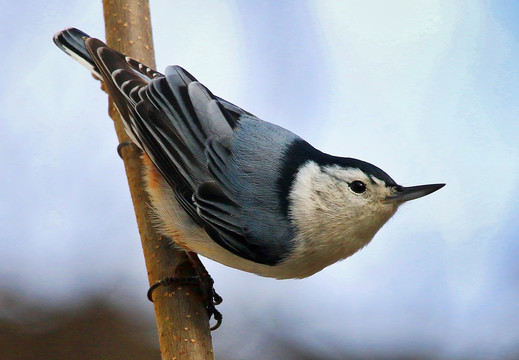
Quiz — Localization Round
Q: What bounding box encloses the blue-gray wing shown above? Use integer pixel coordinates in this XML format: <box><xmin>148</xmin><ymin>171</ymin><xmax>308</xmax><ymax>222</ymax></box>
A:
<box><xmin>128</xmin><ymin>71</ymin><xmax>297</xmax><ymax>264</ymax></box>
<box><xmin>194</xmin><ymin>116</ymin><xmax>299</xmax><ymax>265</ymax></box>
<box><xmin>54</xmin><ymin>28</ymin><xmax>295</xmax><ymax>265</ymax></box>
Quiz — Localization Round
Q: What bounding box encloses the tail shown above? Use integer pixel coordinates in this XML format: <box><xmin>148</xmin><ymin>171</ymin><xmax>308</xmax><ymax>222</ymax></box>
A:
<box><xmin>53</xmin><ymin>28</ymin><xmax>101</xmax><ymax>78</ymax></box>
<box><xmin>52</xmin><ymin>27</ymin><xmax>236</xmax><ymax>191</ymax></box>
<box><xmin>53</xmin><ymin>27</ymin><xmax>163</xmax><ymax>144</ymax></box>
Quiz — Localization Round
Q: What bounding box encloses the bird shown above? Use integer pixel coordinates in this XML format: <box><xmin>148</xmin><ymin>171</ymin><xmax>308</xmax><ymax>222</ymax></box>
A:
<box><xmin>54</xmin><ymin>27</ymin><xmax>444</xmax><ymax>281</ymax></box>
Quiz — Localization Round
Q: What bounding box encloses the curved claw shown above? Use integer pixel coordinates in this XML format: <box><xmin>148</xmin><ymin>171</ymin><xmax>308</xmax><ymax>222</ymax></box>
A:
<box><xmin>117</xmin><ymin>140</ymin><xmax>134</xmax><ymax>159</ymax></box>
<box><xmin>212</xmin><ymin>290</ymin><xmax>223</xmax><ymax>305</ymax></box>
<box><xmin>147</xmin><ymin>281</ymin><xmax>162</xmax><ymax>302</ymax></box>
<box><xmin>147</xmin><ymin>277</ymin><xmax>197</xmax><ymax>302</ymax></box>
<box><xmin>210</xmin><ymin>310</ymin><xmax>223</xmax><ymax>331</ymax></box>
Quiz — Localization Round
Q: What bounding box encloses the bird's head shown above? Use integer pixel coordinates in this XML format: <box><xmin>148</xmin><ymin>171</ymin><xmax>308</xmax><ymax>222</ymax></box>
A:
<box><xmin>288</xmin><ymin>158</ymin><xmax>444</xmax><ymax>254</ymax></box>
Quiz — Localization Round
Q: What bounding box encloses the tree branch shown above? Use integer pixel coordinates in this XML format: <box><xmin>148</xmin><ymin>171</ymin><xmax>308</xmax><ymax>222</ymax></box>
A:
<box><xmin>101</xmin><ymin>1</ymin><xmax>215</xmax><ymax>358</ymax></box>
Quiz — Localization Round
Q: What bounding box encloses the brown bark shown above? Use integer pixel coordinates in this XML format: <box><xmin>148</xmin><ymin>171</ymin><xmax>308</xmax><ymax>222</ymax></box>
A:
<box><xmin>101</xmin><ymin>1</ymin><xmax>215</xmax><ymax>358</ymax></box>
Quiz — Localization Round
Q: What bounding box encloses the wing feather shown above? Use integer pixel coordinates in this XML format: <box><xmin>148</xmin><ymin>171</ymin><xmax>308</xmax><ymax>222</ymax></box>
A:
<box><xmin>54</xmin><ymin>28</ymin><xmax>294</xmax><ymax>265</ymax></box>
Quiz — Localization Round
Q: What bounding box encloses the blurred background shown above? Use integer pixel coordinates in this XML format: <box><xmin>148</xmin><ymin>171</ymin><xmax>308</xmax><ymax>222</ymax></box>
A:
<box><xmin>1</xmin><ymin>1</ymin><xmax>519</xmax><ymax>359</ymax></box>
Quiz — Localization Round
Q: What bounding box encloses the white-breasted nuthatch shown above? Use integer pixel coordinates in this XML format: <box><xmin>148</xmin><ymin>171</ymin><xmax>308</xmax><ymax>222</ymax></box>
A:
<box><xmin>54</xmin><ymin>28</ymin><xmax>444</xmax><ymax>280</ymax></box>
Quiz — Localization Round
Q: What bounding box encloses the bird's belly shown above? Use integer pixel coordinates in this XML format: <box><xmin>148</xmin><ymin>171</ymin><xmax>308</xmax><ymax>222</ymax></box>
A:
<box><xmin>150</xmin><ymin>187</ymin><xmax>328</xmax><ymax>279</ymax></box>
<box><xmin>143</xmin><ymin>158</ymin><xmax>336</xmax><ymax>279</ymax></box>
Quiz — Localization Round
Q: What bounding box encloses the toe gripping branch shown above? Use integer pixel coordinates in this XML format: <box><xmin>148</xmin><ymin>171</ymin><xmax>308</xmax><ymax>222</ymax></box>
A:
<box><xmin>147</xmin><ymin>254</ymin><xmax>223</xmax><ymax>331</ymax></box>
<box><xmin>117</xmin><ymin>140</ymin><xmax>136</xmax><ymax>159</ymax></box>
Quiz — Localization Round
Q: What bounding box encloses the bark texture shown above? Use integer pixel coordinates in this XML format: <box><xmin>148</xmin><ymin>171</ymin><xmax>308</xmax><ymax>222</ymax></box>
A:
<box><xmin>101</xmin><ymin>1</ymin><xmax>215</xmax><ymax>358</ymax></box>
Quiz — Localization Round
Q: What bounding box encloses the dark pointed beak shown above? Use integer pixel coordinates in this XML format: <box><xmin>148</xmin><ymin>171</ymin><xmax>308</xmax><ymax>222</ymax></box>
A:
<box><xmin>387</xmin><ymin>183</ymin><xmax>445</xmax><ymax>203</ymax></box>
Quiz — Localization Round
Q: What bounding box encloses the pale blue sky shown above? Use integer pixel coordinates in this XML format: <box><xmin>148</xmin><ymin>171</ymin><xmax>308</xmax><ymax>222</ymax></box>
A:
<box><xmin>1</xmin><ymin>1</ymin><xmax>518</xmax><ymax>359</ymax></box>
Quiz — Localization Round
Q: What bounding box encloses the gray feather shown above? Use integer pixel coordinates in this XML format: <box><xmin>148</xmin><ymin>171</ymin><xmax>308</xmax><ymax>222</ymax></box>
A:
<box><xmin>54</xmin><ymin>28</ymin><xmax>298</xmax><ymax>265</ymax></box>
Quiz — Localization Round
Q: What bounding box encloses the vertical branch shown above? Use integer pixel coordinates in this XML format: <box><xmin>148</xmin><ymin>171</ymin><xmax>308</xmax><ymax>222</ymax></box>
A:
<box><xmin>101</xmin><ymin>1</ymin><xmax>214</xmax><ymax>359</ymax></box>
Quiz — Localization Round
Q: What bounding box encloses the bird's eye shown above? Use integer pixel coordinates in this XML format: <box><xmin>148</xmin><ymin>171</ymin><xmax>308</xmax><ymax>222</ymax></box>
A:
<box><xmin>349</xmin><ymin>180</ymin><xmax>366</xmax><ymax>194</ymax></box>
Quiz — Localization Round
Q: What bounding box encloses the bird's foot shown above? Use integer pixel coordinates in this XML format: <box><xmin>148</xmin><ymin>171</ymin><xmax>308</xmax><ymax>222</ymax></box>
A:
<box><xmin>147</xmin><ymin>254</ymin><xmax>223</xmax><ymax>331</ymax></box>
<box><xmin>117</xmin><ymin>140</ymin><xmax>136</xmax><ymax>159</ymax></box>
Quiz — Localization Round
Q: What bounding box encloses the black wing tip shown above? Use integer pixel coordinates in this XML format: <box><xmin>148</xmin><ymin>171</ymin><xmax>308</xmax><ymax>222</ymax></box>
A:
<box><xmin>53</xmin><ymin>27</ymin><xmax>91</xmax><ymax>47</ymax></box>
<box><xmin>166</xmin><ymin>65</ymin><xmax>198</xmax><ymax>82</ymax></box>
<box><xmin>53</xmin><ymin>27</ymin><xmax>102</xmax><ymax>76</ymax></box>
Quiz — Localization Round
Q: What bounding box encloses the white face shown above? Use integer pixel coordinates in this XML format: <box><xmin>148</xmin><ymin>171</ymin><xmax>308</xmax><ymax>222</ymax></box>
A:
<box><xmin>320</xmin><ymin>165</ymin><xmax>395</xmax><ymax>211</ymax></box>
<box><xmin>289</xmin><ymin>162</ymin><xmax>400</xmax><ymax>255</ymax></box>
<box><xmin>283</xmin><ymin>160</ymin><xmax>443</xmax><ymax>277</ymax></box>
